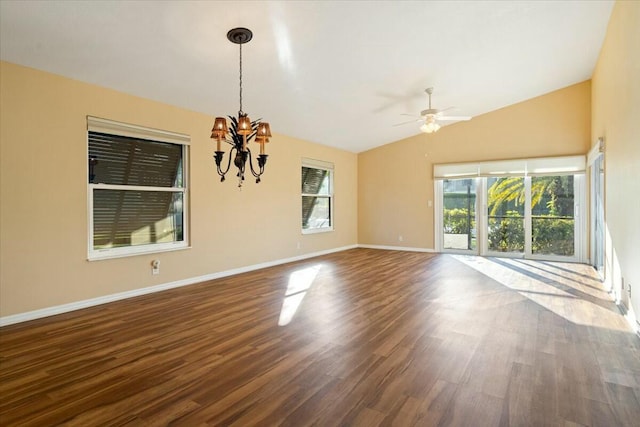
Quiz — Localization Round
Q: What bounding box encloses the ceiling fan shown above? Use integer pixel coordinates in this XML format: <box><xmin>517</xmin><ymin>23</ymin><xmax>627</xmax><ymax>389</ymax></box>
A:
<box><xmin>396</xmin><ymin>87</ymin><xmax>472</xmax><ymax>133</ymax></box>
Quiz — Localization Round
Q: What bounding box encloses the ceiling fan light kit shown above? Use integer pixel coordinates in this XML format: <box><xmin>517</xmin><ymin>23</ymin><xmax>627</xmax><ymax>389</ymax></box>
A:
<box><xmin>420</xmin><ymin>116</ymin><xmax>441</xmax><ymax>133</ymax></box>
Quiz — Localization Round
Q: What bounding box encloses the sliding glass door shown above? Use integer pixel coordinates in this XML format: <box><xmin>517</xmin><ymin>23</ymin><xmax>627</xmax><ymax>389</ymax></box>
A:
<box><xmin>530</xmin><ymin>175</ymin><xmax>575</xmax><ymax>257</ymax></box>
<box><xmin>442</xmin><ymin>179</ymin><xmax>476</xmax><ymax>252</ymax></box>
<box><xmin>437</xmin><ymin>170</ymin><xmax>584</xmax><ymax>262</ymax></box>
<box><xmin>486</xmin><ymin>176</ymin><xmax>525</xmax><ymax>255</ymax></box>
<box><xmin>484</xmin><ymin>174</ymin><xmax>578</xmax><ymax>260</ymax></box>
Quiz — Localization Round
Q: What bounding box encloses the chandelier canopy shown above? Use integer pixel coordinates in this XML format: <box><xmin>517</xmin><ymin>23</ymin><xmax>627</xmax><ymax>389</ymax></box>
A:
<box><xmin>211</xmin><ymin>27</ymin><xmax>272</xmax><ymax>186</ymax></box>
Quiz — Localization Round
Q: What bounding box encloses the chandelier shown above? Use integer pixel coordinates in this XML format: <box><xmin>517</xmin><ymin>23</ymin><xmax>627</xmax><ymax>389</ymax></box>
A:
<box><xmin>211</xmin><ymin>27</ymin><xmax>272</xmax><ymax>186</ymax></box>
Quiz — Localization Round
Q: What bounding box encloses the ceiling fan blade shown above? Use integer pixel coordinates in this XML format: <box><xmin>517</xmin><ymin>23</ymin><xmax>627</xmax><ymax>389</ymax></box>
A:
<box><xmin>400</xmin><ymin>113</ymin><xmax>422</xmax><ymax>118</ymax></box>
<box><xmin>436</xmin><ymin>106</ymin><xmax>456</xmax><ymax>114</ymax></box>
<box><xmin>393</xmin><ymin>119</ymin><xmax>422</xmax><ymax>127</ymax></box>
<box><xmin>437</xmin><ymin>116</ymin><xmax>472</xmax><ymax>121</ymax></box>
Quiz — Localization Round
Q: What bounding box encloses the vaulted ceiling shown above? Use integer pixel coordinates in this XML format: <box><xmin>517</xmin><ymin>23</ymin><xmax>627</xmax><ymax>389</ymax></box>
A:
<box><xmin>0</xmin><ymin>1</ymin><xmax>614</xmax><ymax>152</ymax></box>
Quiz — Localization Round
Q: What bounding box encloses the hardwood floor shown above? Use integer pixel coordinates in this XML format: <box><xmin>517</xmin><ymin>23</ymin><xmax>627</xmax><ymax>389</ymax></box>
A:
<box><xmin>1</xmin><ymin>248</ymin><xmax>639</xmax><ymax>426</ymax></box>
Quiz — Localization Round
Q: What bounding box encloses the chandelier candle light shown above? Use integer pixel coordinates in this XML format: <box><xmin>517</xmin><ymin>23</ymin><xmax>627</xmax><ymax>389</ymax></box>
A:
<box><xmin>211</xmin><ymin>27</ymin><xmax>272</xmax><ymax>186</ymax></box>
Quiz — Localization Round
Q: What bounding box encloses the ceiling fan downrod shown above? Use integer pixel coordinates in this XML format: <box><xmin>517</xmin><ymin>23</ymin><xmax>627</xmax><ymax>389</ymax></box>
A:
<box><xmin>426</xmin><ymin>87</ymin><xmax>434</xmax><ymax>110</ymax></box>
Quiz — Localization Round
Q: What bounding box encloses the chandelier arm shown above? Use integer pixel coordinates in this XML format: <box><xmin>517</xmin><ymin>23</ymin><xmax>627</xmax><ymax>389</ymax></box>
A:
<box><xmin>216</xmin><ymin>146</ymin><xmax>236</xmax><ymax>178</ymax></box>
<box><xmin>247</xmin><ymin>149</ymin><xmax>261</xmax><ymax>178</ymax></box>
<box><xmin>247</xmin><ymin>149</ymin><xmax>265</xmax><ymax>178</ymax></box>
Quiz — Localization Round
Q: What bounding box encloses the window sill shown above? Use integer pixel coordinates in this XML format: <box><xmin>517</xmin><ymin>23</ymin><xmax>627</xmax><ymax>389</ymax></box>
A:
<box><xmin>88</xmin><ymin>244</ymin><xmax>190</xmax><ymax>261</ymax></box>
<box><xmin>302</xmin><ymin>227</ymin><xmax>333</xmax><ymax>235</ymax></box>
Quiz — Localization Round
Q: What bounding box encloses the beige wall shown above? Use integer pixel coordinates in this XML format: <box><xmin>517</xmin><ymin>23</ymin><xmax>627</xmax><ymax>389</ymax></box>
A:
<box><xmin>358</xmin><ymin>81</ymin><xmax>591</xmax><ymax>249</ymax></box>
<box><xmin>591</xmin><ymin>1</ymin><xmax>640</xmax><ymax>325</ymax></box>
<box><xmin>0</xmin><ymin>61</ymin><xmax>358</xmax><ymax>317</ymax></box>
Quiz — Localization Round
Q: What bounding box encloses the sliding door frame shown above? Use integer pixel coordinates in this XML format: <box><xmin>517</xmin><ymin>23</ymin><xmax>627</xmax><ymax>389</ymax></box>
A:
<box><xmin>588</xmin><ymin>138</ymin><xmax>605</xmax><ymax>277</ymax></box>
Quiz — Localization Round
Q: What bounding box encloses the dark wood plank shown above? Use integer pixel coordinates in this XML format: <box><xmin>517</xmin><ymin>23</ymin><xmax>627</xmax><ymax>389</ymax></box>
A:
<box><xmin>1</xmin><ymin>249</ymin><xmax>639</xmax><ymax>426</ymax></box>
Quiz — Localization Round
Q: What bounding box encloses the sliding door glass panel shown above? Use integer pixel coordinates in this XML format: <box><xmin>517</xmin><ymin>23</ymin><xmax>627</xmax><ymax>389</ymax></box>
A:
<box><xmin>487</xmin><ymin>177</ymin><xmax>525</xmax><ymax>253</ymax></box>
<box><xmin>443</xmin><ymin>179</ymin><xmax>476</xmax><ymax>250</ymax></box>
<box><xmin>530</xmin><ymin>175</ymin><xmax>575</xmax><ymax>257</ymax></box>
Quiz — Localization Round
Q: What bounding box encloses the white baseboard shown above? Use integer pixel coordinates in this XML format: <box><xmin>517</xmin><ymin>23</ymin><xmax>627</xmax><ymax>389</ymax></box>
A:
<box><xmin>0</xmin><ymin>244</ymin><xmax>358</xmax><ymax>327</ymax></box>
<box><xmin>358</xmin><ymin>244</ymin><xmax>436</xmax><ymax>253</ymax></box>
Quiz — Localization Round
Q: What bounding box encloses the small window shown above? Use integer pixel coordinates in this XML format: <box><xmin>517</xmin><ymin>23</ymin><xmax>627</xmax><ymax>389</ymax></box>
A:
<box><xmin>301</xmin><ymin>159</ymin><xmax>334</xmax><ymax>233</ymax></box>
<box><xmin>87</xmin><ymin>117</ymin><xmax>189</xmax><ymax>260</ymax></box>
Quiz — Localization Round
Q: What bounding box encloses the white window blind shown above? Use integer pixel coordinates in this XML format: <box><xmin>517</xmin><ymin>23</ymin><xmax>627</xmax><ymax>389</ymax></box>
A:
<box><xmin>587</xmin><ymin>137</ymin><xmax>605</xmax><ymax>166</ymax></box>
<box><xmin>478</xmin><ymin>159</ymin><xmax>527</xmax><ymax>177</ymax></box>
<box><xmin>526</xmin><ymin>155</ymin><xmax>585</xmax><ymax>176</ymax></box>
<box><xmin>434</xmin><ymin>155</ymin><xmax>585</xmax><ymax>179</ymax></box>
<box><xmin>433</xmin><ymin>163</ymin><xmax>479</xmax><ymax>179</ymax></box>
<box><xmin>87</xmin><ymin>116</ymin><xmax>190</xmax><ymax>145</ymax></box>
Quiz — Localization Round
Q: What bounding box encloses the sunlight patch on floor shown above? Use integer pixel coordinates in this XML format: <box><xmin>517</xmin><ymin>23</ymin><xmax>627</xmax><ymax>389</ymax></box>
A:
<box><xmin>278</xmin><ymin>264</ymin><xmax>321</xmax><ymax>326</ymax></box>
<box><xmin>451</xmin><ymin>255</ymin><xmax>629</xmax><ymax>332</ymax></box>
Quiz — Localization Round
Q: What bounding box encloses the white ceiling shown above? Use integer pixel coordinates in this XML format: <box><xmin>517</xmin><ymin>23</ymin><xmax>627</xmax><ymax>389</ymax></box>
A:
<box><xmin>0</xmin><ymin>1</ymin><xmax>614</xmax><ymax>153</ymax></box>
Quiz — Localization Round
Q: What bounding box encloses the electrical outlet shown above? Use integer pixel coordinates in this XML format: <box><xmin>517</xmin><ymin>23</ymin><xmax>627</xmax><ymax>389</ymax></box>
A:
<box><xmin>151</xmin><ymin>259</ymin><xmax>160</xmax><ymax>275</ymax></box>
<box><xmin>398</xmin><ymin>235</ymin><xmax>404</xmax><ymax>242</ymax></box>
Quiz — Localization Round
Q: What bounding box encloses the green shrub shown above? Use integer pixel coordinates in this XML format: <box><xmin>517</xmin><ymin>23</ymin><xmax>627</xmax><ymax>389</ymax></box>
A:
<box><xmin>488</xmin><ymin>211</ymin><xmax>524</xmax><ymax>252</ymax></box>
<box><xmin>532</xmin><ymin>217</ymin><xmax>574</xmax><ymax>255</ymax></box>
<box><xmin>444</xmin><ymin>208</ymin><xmax>475</xmax><ymax>234</ymax></box>
<box><xmin>445</xmin><ymin>208</ymin><xmax>574</xmax><ymax>256</ymax></box>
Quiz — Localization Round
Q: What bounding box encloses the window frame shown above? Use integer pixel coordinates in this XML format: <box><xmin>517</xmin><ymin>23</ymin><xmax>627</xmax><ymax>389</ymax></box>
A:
<box><xmin>301</xmin><ymin>158</ymin><xmax>334</xmax><ymax>234</ymax></box>
<box><xmin>87</xmin><ymin>116</ymin><xmax>190</xmax><ymax>261</ymax></box>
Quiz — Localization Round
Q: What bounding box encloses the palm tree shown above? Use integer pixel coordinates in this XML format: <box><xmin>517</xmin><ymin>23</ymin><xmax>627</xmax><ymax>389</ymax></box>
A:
<box><xmin>488</xmin><ymin>176</ymin><xmax>572</xmax><ymax>216</ymax></box>
<box><xmin>487</xmin><ymin>175</ymin><xmax>574</xmax><ymax>254</ymax></box>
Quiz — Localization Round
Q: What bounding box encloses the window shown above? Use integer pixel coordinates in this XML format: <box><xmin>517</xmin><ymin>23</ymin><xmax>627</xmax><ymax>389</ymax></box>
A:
<box><xmin>87</xmin><ymin>117</ymin><xmax>189</xmax><ymax>260</ymax></box>
<box><xmin>301</xmin><ymin>159</ymin><xmax>334</xmax><ymax>233</ymax></box>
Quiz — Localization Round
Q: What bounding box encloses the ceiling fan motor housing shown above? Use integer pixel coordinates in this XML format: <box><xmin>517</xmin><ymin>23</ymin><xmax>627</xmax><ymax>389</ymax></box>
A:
<box><xmin>421</xmin><ymin>109</ymin><xmax>439</xmax><ymax>116</ymax></box>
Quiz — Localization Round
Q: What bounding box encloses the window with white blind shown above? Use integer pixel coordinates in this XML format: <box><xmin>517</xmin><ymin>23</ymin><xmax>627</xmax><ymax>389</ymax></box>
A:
<box><xmin>434</xmin><ymin>155</ymin><xmax>587</xmax><ymax>262</ymax></box>
<box><xmin>302</xmin><ymin>159</ymin><xmax>334</xmax><ymax>233</ymax></box>
<box><xmin>87</xmin><ymin>117</ymin><xmax>189</xmax><ymax>260</ymax></box>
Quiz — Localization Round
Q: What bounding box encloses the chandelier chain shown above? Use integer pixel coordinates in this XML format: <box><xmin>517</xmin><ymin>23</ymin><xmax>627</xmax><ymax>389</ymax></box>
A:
<box><xmin>239</xmin><ymin>43</ymin><xmax>243</xmax><ymax>114</ymax></box>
